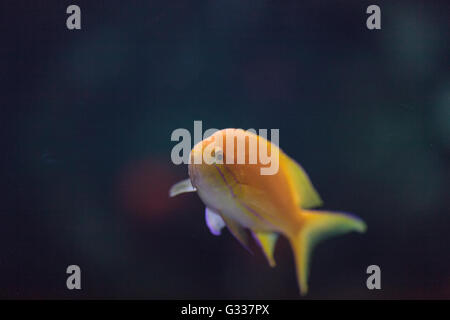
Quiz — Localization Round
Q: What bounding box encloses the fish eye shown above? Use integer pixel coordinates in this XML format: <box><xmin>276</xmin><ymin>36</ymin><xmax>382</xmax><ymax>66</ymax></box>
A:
<box><xmin>214</xmin><ymin>147</ymin><xmax>223</xmax><ymax>162</ymax></box>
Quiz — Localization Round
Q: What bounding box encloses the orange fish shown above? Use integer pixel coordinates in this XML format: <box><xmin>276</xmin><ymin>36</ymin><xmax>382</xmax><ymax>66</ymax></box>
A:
<box><xmin>170</xmin><ymin>128</ymin><xmax>366</xmax><ymax>295</ymax></box>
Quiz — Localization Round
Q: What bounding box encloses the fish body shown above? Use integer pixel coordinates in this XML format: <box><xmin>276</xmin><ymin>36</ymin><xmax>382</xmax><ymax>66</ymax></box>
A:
<box><xmin>170</xmin><ymin>128</ymin><xmax>366</xmax><ymax>295</ymax></box>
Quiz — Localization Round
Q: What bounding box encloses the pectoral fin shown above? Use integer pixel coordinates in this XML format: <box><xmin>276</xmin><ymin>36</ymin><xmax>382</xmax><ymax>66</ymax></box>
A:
<box><xmin>205</xmin><ymin>207</ymin><xmax>226</xmax><ymax>236</ymax></box>
<box><xmin>169</xmin><ymin>178</ymin><xmax>196</xmax><ymax>197</ymax></box>
<box><xmin>221</xmin><ymin>215</ymin><xmax>252</xmax><ymax>253</ymax></box>
<box><xmin>252</xmin><ymin>231</ymin><xmax>278</xmax><ymax>267</ymax></box>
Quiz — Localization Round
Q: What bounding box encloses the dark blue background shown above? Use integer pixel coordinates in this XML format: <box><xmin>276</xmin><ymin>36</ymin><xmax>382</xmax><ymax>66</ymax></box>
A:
<box><xmin>0</xmin><ymin>0</ymin><xmax>449</xmax><ymax>298</ymax></box>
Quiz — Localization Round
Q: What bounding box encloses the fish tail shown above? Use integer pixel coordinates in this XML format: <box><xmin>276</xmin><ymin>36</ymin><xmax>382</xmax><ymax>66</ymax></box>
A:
<box><xmin>288</xmin><ymin>209</ymin><xmax>366</xmax><ymax>295</ymax></box>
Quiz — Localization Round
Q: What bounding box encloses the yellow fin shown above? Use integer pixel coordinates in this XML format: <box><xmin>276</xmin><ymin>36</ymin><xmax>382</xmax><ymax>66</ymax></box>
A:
<box><xmin>281</xmin><ymin>153</ymin><xmax>323</xmax><ymax>209</ymax></box>
<box><xmin>289</xmin><ymin>209</ymin><xmax>366</xmax><ymax>295</ymax></box>
<box><xmin>221</xmin><ymin>215</ymin><xmax>252</xmax><ymax>253</ymax></box>
<box><xmin>252</xmin><ymin>231</ymin><xmax>278</xmax><ymax>267</ymax></box>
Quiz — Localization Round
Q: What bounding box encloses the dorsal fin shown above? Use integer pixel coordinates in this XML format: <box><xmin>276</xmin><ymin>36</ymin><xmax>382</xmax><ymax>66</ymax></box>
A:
<box><xmin>281</xmin><ymin>153</ymin><xmax>323</xmax><ymax>209</ymax></box>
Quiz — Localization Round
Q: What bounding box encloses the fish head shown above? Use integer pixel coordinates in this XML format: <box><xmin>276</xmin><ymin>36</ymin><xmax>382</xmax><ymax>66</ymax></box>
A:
<box><xmin>188</xmin><ymin>130</ymin><xmax>239</xmax><ymax>207</ymax></box>
<box><xmin>189</xmin><ymin>131</ymin><xmax>225</xmax><ymax>186</ymax></box>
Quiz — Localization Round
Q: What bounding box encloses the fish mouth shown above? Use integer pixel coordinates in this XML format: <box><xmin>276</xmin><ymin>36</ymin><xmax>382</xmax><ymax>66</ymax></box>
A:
<box><xmin>188</xmin><ymin>162</ymin><xmax>225</xmax><ymax>192</ymax></box>
<box><xmin>188</xmin><ymin>162</ymin><xmax>198</xmax><ymax>188</ymax></box>
<box><xmin>188</xmin><ymin>147</ymin><xmax>202</xmax><ymax>187</ymax></box>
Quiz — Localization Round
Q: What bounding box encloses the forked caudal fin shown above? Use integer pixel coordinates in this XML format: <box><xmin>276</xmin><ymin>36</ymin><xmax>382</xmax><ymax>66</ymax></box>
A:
<box><xmin>288</xmin><ymin>209</ymin><xmax>366</xmax><ymax>295</ymax></box>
